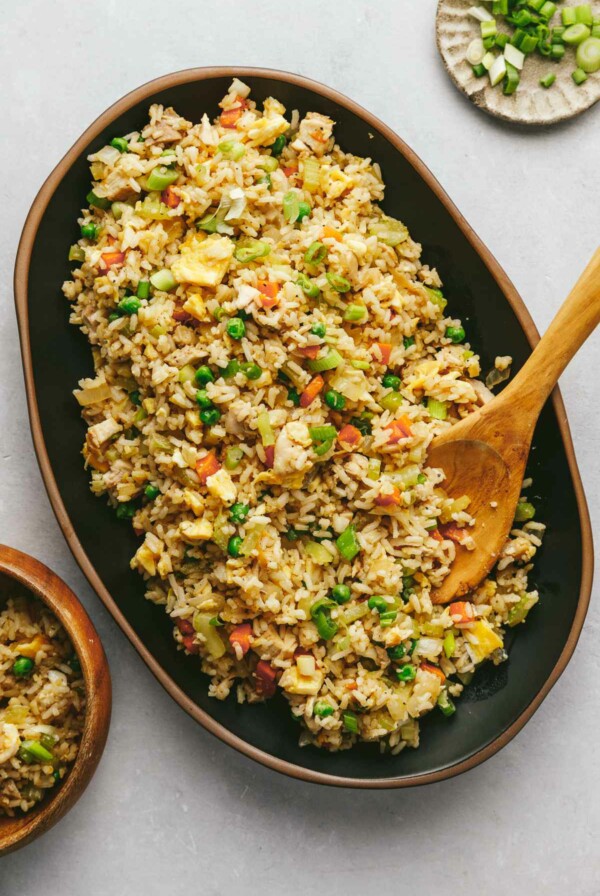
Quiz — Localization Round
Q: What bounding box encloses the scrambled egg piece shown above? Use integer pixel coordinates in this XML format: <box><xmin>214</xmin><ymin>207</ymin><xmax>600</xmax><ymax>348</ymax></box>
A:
<box><xmin>205</xmin><ymin>468</ymin><xmax>237</xmax><ymax>504</ymax></box>
<box><xmin>182</xmin><ymin>291</ymin><xmax>207</xmax><ymax>321</ymax></box>
<box><xmin>279</xmin><ymin>664</ymin><xmax>324</xmax><ymax>696</ymax></box>
<box><xmin>172</xmin><ymin>233</ymin><xmax>233</xmax><ymax>287</ymax></box>
<box><xmin>464</xmin><ymin>621</ymin><xmax>503</xmax><ymax>663</ymax></box>
<box><xmin>179</xmin><ymin>518</ymin><xmax>214</xmax><ymax>543</ymax></box>
<box><xmin>245</xmin><ymin>98</ymin><xmax>289</xmax><ymax>147</ymax></box>
<box><xmin>320</xmin><ymin>166</ymin><xmax>354</xmax><ymax>199</ymax></box>
<box><xmin>270</xmin><ymin>422</ymin><xmax>314</xmax><ymax>488</ymax></box>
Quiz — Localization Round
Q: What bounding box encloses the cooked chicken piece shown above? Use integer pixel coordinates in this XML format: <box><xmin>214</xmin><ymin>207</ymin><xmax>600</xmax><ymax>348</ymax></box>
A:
<box><xmin>87</xmin><ymin>416</ymin><xmax>122</xmax><ymax>449</ymax></box>
<box><xmin>296</xmin><ymin>112</ymin><xmax>334</xmax><ymax>156</ymax></box>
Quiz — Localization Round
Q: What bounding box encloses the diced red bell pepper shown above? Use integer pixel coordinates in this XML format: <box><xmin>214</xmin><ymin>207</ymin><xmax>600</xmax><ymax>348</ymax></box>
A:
<box><xmin>449</xmin><ymin>601</ymin><xmax>475</xmax><ymax>624</ymax></box>
<box><xmin>195</xmin><ymin>452</ymin><xmax>221</xmax><ymax>484</ymax></box>
<box><xmin>371</xmin><ymin>342</ymin><xmax>392</xmax><ymax>364</ymax></box>
<box><xmin>256</xmin><ymin>280</ymin><xmax>279</xmax><ymax>309</ymax></box>
<box><xmin>337</xmin><ymin>424</ymin><xmax>362</xmax><ymax>448</ymax></box>
<box><xmin>254</xmin><ymin>660</ymin><xmax>277</xmax><ymax>697</ymax></box>
<box><xmin>101</xmin><ymin>251</ymin><xmax>125</xmax><ymax>270</ymax></box>
<box><xmin>297</xmin><ymin>345</ymin><xmax>321</xmax><ymax>359</ymax></box>
<box><xmin>172</xmin><ymin>308</ymin><xmax>193</xmax><ymax>323</ymax></box>
<box><xmin>264</xmin><ymin>445</ymin><xmax>275</xmax><ymax>469</ymax></box>
<box><xmin>420</xmin><ymin>663</ymin><xmax>446</xmax><ymax>683</ymax></box>
<box><xmin>161</xmin><ymin>186</ymin><xmax>180</xmax><ymax>208</ymax></box>
<box><xmin>430</xmin><ymin>528</ymin><xmax>444</xmax><ymax>542</ymax></box>
<box><xmin>181</xmin><ymin>634</ymin><xmax>199</xmax><ymax>654</ymax></box>
<box><xmin>281</xmin><ymin>165</ymin><xmax>298</xmax><ymax>178</ymax></box>
<box><xmin>299</xmin><ymin>375</ymin><xmax>325</xmax><ymax>408</ymax></box>
<box><xmin>219</xmin><ymin>97</ymin><xmax>248</xmax><ymax>128</ymax></box>
<box><xmin>374</xmin><ymin>485</ymin><xmax>402</xmax><ymax>508</ymax></box>
<box><xmin>384</xmin><ymin>416</ymin><xmax>413</xmax><ymax>444</ymax></box>
<box><xmin>438</xmin><ymin>522</ymin><xmax>466</xmax><ymax>545</ymax></box>
<box><xmin>229</xmin><ymin>623</ymin><xmax>252</xmax><ymax>657</ymax></box>
<box><xmin>175</xmin><ymin>618</ymin><xmax>194</xmax><ymax>635</ymax></box>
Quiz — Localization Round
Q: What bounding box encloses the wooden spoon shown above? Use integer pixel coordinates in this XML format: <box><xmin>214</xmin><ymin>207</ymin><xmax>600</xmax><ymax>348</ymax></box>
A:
<box><xmin>429</xmin><ymin>248</ymin><xmax>600</xmax><ymax>605</ymax></box>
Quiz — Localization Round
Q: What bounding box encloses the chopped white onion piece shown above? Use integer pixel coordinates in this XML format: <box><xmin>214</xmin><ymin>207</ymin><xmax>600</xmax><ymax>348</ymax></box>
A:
<box><xmin>466</xmin><ymin>38</ymin><xmax>486</xmax><ymax>65</ymax></box>
<box><xmin>504</xmin><ymin>43</ymin><xmax>525</xmax><ymax>70</ymax></box>
<box><xmin>489</xmin><ymin>54</ymin><xmax>507</xmax><ymax>86</ymax></box>
<box><xmin>482</xmin><ymin>51</ymin><xmax>496</xmax><ymax>71</ymax></box>
<box><xmin>468</xmin><ymin>5</ymin><xmax>495</xmax><ymax>22</ymax></box>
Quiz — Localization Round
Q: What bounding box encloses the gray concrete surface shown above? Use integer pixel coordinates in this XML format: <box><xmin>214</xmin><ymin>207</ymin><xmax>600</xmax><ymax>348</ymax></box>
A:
<box><xmin>1</xmin><ymin>1</ymin><xmax>599</xmax><ymax>892</ymax></box>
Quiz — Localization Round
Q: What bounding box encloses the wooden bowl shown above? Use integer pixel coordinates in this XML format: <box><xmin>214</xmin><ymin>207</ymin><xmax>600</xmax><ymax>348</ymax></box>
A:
<box><xmin>0</xmin><ymin>545</ymin><xmax>111</xmax><ymax>854</ymax></box>
<box><xmin>14</xmin><ymin>68</ymin><xmax>593</xmax><ymax>788</ymax></box>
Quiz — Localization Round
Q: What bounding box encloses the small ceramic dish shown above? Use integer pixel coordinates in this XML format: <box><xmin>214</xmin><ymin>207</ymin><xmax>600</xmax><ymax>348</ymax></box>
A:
<box><xmin>437</xmin><ymin>0</ymin><xmax>600</xmax><ymax>125</ymax></box>
<box><xmin>0</xmin><ymin>545</ymin><xmax>111</xmax><ymax>855</ymax></box>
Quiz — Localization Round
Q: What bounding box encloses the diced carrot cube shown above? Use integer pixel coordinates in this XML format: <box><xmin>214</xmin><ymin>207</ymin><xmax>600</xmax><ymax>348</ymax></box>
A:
<box><xmin>384</xmin><ymin>416</ymin><xmax>413</xmax><ymax>444</ymax></box>
<box><xmin>299</xmin><ymin>375</ymin><xmax>325</xmax><ymax>408</ymax></box>
<box><xmin>229</xmin><ymin>623</ymin><xmax>252</xmax><ymax>657</ymax></box>
<box><xmin>219</xmin><ymin>97</ymin><xmax>247</xmax><ymax>128</ymax></box>
<box><xmin>449</xmin><ymin>601</ymin><xmax>475</xmax><ymax>624</ymax></box>
<box><xmin>101</xmin><ymin>251</ymin><xmax>125</xmax><ymax>270</ymax></box>
<box><xmin>438</xmin><ymin>522</ymin><xmax>466</xmax><ymax>544</ymax></box>
<box><xmin>430</xmin><ymin>529</ymin><xmax>444</xmax><ymax>542</ymax></box>
<box><xmin>161</xmin><ymin>186</ymin><xmax>180</xmax><ymax>208</ymax></box>
<box><xmin>321</xmin><ymin>225</ymin><xmax>343</xmax><ymax>241</ymax></box>
<box><xmin>420</xmin><ymin>663</ymin><xmax>446</xmax><ymax>683</ymax></box>
<box><xmin>175</xmin><ymin>618</ymin><xmax>194</xmax><ymax>635</ymax></box>
<box><xmin>281</xmin><ymin>165</ymin><xmax>298</xmax><ymax>178</ymax></box>
<box><xmin>337</xmin><ymin>424</ymin><xmax>362</xmax><ymax>448</ymax></box>
<box><xmin>256</xmin><ymin>280</ymin><xmax>280</xmax><ymax>309</ymax></box>
<box><xmin>195</xmin><ymin>452</ymin><xmax>221</xmax><ymax>484</ymax></box>
<box><xmin>374</xmin><ymin>485</ymin><xmax>402</xmax><ymax>508</ymax></box>
<box><xmin>254</xmin><ymin>660</ymin><xmax>278</xmax><ymax>697</ymax></box>
<box><xmin>371</xmin><ymin>342</ymin><xmax>392</xmax><ymax>364</ymax></box>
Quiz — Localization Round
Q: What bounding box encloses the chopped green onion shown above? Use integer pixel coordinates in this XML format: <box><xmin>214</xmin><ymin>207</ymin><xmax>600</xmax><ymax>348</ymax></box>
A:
<box><xmin>282</xmin><ymin>190</ymin><xmax>301</xmax><ymax>223</ymax></box>
<box><xmin>304</xmin><ymin>241</ymin><xmax>328</xmax><ymax>265</ymax></box>
<box><xmin>369</xmin><ymin>215</ymin><xmax>408</xmax><ymax>247</ymax></box>
<box><xmin>144</xmin><ymin>484</ymin><xmax>160</xmax><ymax>500</ymax></box>
<box><xmin>563</xmin><ymin>23</ymin><xmax>591</xmax><ymax>44</ymax></box>
<box><xmin>367</xmin><ymin>458</ymin><xmax>381</xmax><ymax>481</ymax></box>
<box><xmin>150</xmin><ymin>269</ymin><xmax>176</xmax><ymax>292</ymax></box>
<box><xmin>324</xmin><ymin>389</ymin><xmax>345</xmax><ymax>411</ymax></box>
<box><xmin>260</xmin><ymin>156</ymin><xmax>279</xmax><ymax>173</ymax></box>
<box><xmin>466</xmin><ymin>37</ymin><xmax>486</xmax><ymax>65</ymax></box>
<box><xmin>146</xmin><ymin>165</ymin><xmax>179</xmax><ymax>191</ymax></box>
<box><xmin>443</xmin><ymin>631</ymin><xmax>456</xmax><ymax>658</ymax></box>
<box><xmin>380</xmin><ymin>610</ymin><xmax>398</xmax><ymax>627</ymax></box>
<box><xmin>296</xmin><ymin>273</ymin><xmax>320</xmax><ymax>299</ymax></box>
<box><xmin>307</xmin><ymin>349</ymin><xmax>344</xmax><ymax>372</ymax></box>
<box><xmin>87</xmin><ymin>191</ymin><xmax>111</xmax><ymax>210</ymax></box>
<box><xmin>576</xmin><ymin>36</ymin><xmax>600</xmax><ymax>72</ymax></box>
<box><xmin>311</xmin><ymin>603</ymin><xmax>338</xmax><ymax>639</ymax></box>
<box><xmin>218</xmin><ymin>140</ymin><xmax>245</xmax><ymax>160</ymax></box>
<box><xmin>489</xmin><ymin>54</ymin><xmax>507</xmax><ymax>86</ymax></box>
<box><xmin>508</xmin><ymin>592</ymin><xmax>537</xmax><ymax>627</ymax></box>
<box><xmin>257</xmin><ymin>411</ymin><xmax>275</xmax><ymax>446</ymax></box>
<box><xmin>551</xmin><ymin>43</ymin><xmax>565</xmax><ymax>59</ymax></box>
<box><xmin>427</xmin><ymin>398</ymin><xmax>448</xmax><ymax>420</ymax></box>
<box><xmin>404</xmin><ymin>336</ymin><xmax>415</xmax><ymax>350</ymax></box>
<box><xmin>503</xmin><ymin>63</ymin><xmax>520</xmax><ymax>94</ymax></box>
<box><xmin>540</xmin><ymin>72</ymin><xmax>556</xmax><ymax>87</ymax></box>
<box><xmin>514</xmin><ymin>501</ymin><xmax>535</xmax><ymax>522</ymax></box>
<box><xmin>234</xmin><ymin>239</ymin><xmax>270</xmax><ymax>263</ymax></box>
<box><xmin>572</xmin><ymin>66</ymin><xmax>588</xmax><ymax>83</ymax></box>
<box><xmin>224</xmin><ymin>446</ymin><xmax>244</xmax><ymax>470</ymax></box>
<box><xmin>326</xmin><ymin>272</ymin><xmax>352</xmax><ymax>293</ymax></box>
<box><xmin>349</xmin><ymin>416</ymin><xmax>372</xmax><ymax>436</ymax></box>
<box><xmin>336</xmin><ymin>524</ymin><xmax>360</xmax><ymax>561</ymax></box>
<box><xmin>575</xmin><ymin>3</ymin><xmax>593</xmax><ymax>26</ymax></box>
<box><xmin>18</xmin><ymin>740</ymin><xmax>54</xmax><ymax>764</ymax></box>
<box><xmin>305</xmin><ymin>542</ymin><xmax>335</xmax><ymax>565</ymax></box>
<box><xmin>287</xmin><ymin>387</ymin><xmax>301</xmax><ymax>406</ymax></box>
<box><xmin>342</xmin><ymin>710</ymin><xmax>358</xmax><ymax>733</ymax></box>
<box><xmin>426</xmin><ymin>287</ymin><xmax>447</xmax><ymax>311</ymax></box>
<box><xmin>387</xmin><ymin>644</ymin><xmax>406</xmax><ymax>662</ymax></box>
<box><xmin>343</xmin><ymin>304</ymin><xmax>367</xmax><ymax>323</ymax></box>
<box><xmin>350</xmin><ymin>359</ymin><xmax>371</xmax><ymax>371</ymax></box>
<box><xmin>136</xmin><ymin>280</ymin><xmax>150</xmax><ymax>300</ymax></box>
<box><xmin>437</xmin><ymin>689</ymin><xmax>456</xmax><ymax>717</ymax></box>
<box><xmin>481</xmin><ymin>19</ymin><xmax>497</xmax><ymax>40</ymax></box>
<box><xmin>270</xmin><ymin>135</ymin><xmax>286</xmax><ymax>157</ymax></box>
<box><xmin>297</xmin><ymin>201</ymin><xmax>311</xmax><ymax>222</ymax></box>
<box><xmin>472</xmin><ymin>62</ymin><xmax>487</xmax><ymax>76</ymax></box>
<box><xmin>302</xmin><ymin>157</ymin><xmax>321</xmax><ymax>192</ymax></box>
<box><xmin>68</xmin><ymin>244</ymin><xmax>85</xmax><ymax>263</ymax></box>
<box><xmin>110</xmin><ymin>136</ymin><xmax>128</xmax><ymax>153</ymax></box>
<box><xmin>309</xmin><ymin>425</ymin><xmax>338</xmax><ymax>443</ymax></box>
<box><xmin>118</xmin><ymin>296</ymin><xmax>141</xmax><ymax>315</ymax></box>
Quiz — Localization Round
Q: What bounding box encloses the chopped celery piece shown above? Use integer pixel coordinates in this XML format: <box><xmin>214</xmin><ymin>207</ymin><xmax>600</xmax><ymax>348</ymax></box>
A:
<box><xmin>150</xmin><ymin>269</ymin><xmax>176</xmax><ymax>292</ymax></box>
<box><xmin>307</xmin><ymin>349</ymin><xmax>343</xmax><ymax>372</ymax></box>
<box><xmin>256</xmin><ymin>411</ymin><xmax>275</xmax><ymax>446</ymax></box>
<box><xmin>427</xmin><ymin>398</ymin><xmax>448</xmax><ymax>420</ymax></box>
<box><xmin>336</xmin><ymin>524</ymin><xmax>360</xmax><ymax>561</ymax></box>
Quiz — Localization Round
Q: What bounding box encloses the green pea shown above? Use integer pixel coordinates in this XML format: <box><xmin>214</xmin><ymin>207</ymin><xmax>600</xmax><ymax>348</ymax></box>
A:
<box><xmin>129</xmin><ymin>390</ymin><xmax>141</xmax><ymax>406</ymax></box>
<box><xmin>200</xmin><ymin>407</ymin><xmax>221</xmax><ymax>426</ymax></box>
<box><xmin>287</xmin><ymin>388</ymin><xmax>301</xmax><ymax>406</ymax></box>
<box><xmin>314</xmin><ymin>700</ymin><xmax>335</xmax><ymax>718</ymax></box>
<box><xmin>330</xmin><ymin>583</ymin><xmax>351</xmax><ymax>604</ymax></box>
<box><xmin>110</xmin><ymin>136</ymin><xmax>129</xmax><ymax>153</ymax></box>
<box><xmin>367</xmin><ymin>595</ymin><xmax>389</xmax><ymax>613</ymax></box>
<box><xmin>240</xmin><ymin>362</ymin><xmax>263</xmax><ymax>380</ymax></box>
<box><xmin>144</xmin><ymin>484</ymin><xmax>160</xmax><ymax>500</ymax></box>
<box><xmin>271</xmin><ymin>135</ymin><xmax>286</xmax><ymax>156</ymax></box>
<box><xmin>310</xmin><ymin>322</ymin><xmax>326</xmax><ymax>337</ymax></box>
<box><xmin>227</xmin><ymin>318</ymin><xmax>246</xmax><ymax>340</ymax></box>
<box><xmin>297</xmin><ymin>201</ymin><xmax>311</xmax><ymax>222</ymax></box>
<box><xmin>445</xmin><ymin>326</ymin><xmax>465</xmax><ymax>344</ymax></box>
<box><xmin>195</xmin><ymin>365</ymin><xmax>214</xmax><ymax>385</ymax></box>
<box><xmin>324</xmin><ymin>389</ymin><xmax>345</xmax><ymax>411</ymax></box>
<box><xmin>118</xmin><ymin>296</ymin><xmax>141</xmax><ymax>315</ymax></box>
<box><xmin>342</xmin><ymin>710</ymin><xmax>358</xmax><ymax>733</ymax></box>
<box><xmin>396</xmin><ymin>664</ymin><xmax>417</xmax><ymax>682</ymax></box>
<box><xmin>382</xmin><ymin>374</ymin><xmax>401</xmax><ymax>391</ymax></box>
<box><xmin>221</xmin><ymin>359</ymin><xmax>241</xmax><ymax>378</ymax></box>
<box><xmin>195</xmin><ymin>389</ymin><xmax>213</xmax><ymax>408</ymax></box>
<box><xmin>387</xmin><ymin>644</ymin><xmax>406</xmax><ymax>662</ymax></box>
<box><xmin>229</xmin><ymin>502</ymin><xmax>250</xmax><ymax>524</ymax></box>
<box><xmin>403</xmin><ymin>335</ymin><xmax>415</xmax><ymax>349</ymax></box>
<box><xmin>116</xmin><ymin>502</ymin><xmax>136</xmax><ymax>520</ymax></box>
<box><xmin>80</xmin><ymin>222</ymin><xmax>98</xmax><ymax>240</ymax></box>
<box><xmin>227</xmin><ymin>535</ymin><xmax>243</xmax><ymax>557</ymax></box>
<box><xmin>12</xmin><ymin>656</ymin><xmax>34</xmax><ymax>678</ymax></box>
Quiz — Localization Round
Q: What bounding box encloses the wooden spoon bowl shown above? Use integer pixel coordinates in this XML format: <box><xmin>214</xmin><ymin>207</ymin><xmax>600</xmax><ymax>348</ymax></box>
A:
<box><xmin>0</xmin><ymin>545</ymin><xmax>111</xmax><ymax>855</ymax></box>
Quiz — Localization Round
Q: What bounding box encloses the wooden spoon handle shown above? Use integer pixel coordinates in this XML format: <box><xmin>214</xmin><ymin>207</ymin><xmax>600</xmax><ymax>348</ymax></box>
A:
<box><xmin>502</xmin><ymin>247</ymin><xmax>600</xmax><ymax>421</ymax></box>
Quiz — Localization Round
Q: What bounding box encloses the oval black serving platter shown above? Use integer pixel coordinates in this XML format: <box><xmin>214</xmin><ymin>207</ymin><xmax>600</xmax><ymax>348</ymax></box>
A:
<box><xmin>15</xmin><ymin>68</ymin><xmax>593</xmax><ymax>787</ymax></box>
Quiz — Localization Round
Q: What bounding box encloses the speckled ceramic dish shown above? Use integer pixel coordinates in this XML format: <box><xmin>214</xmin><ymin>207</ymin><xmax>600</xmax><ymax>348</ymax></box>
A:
<box><xmin>14</xmin><ymin>68</ymin><xmax>593</xmax><ymax>788</ymax></box>
<box><xmin>437</xmin><ymin>0</ymin><xmax>600</xmax><ymax>125</ymax></box>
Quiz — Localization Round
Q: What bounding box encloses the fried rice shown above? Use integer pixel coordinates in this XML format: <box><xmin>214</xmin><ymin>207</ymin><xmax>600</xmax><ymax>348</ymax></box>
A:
<box><xmin>62</xmin><ymin>79</ymin><xmax>543</xmax><ymax>753</ymax></box>
<box><xmin>0</xmin><ymin>594</ymin><xmax>85</xmax><ymax>814</ymax></box>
